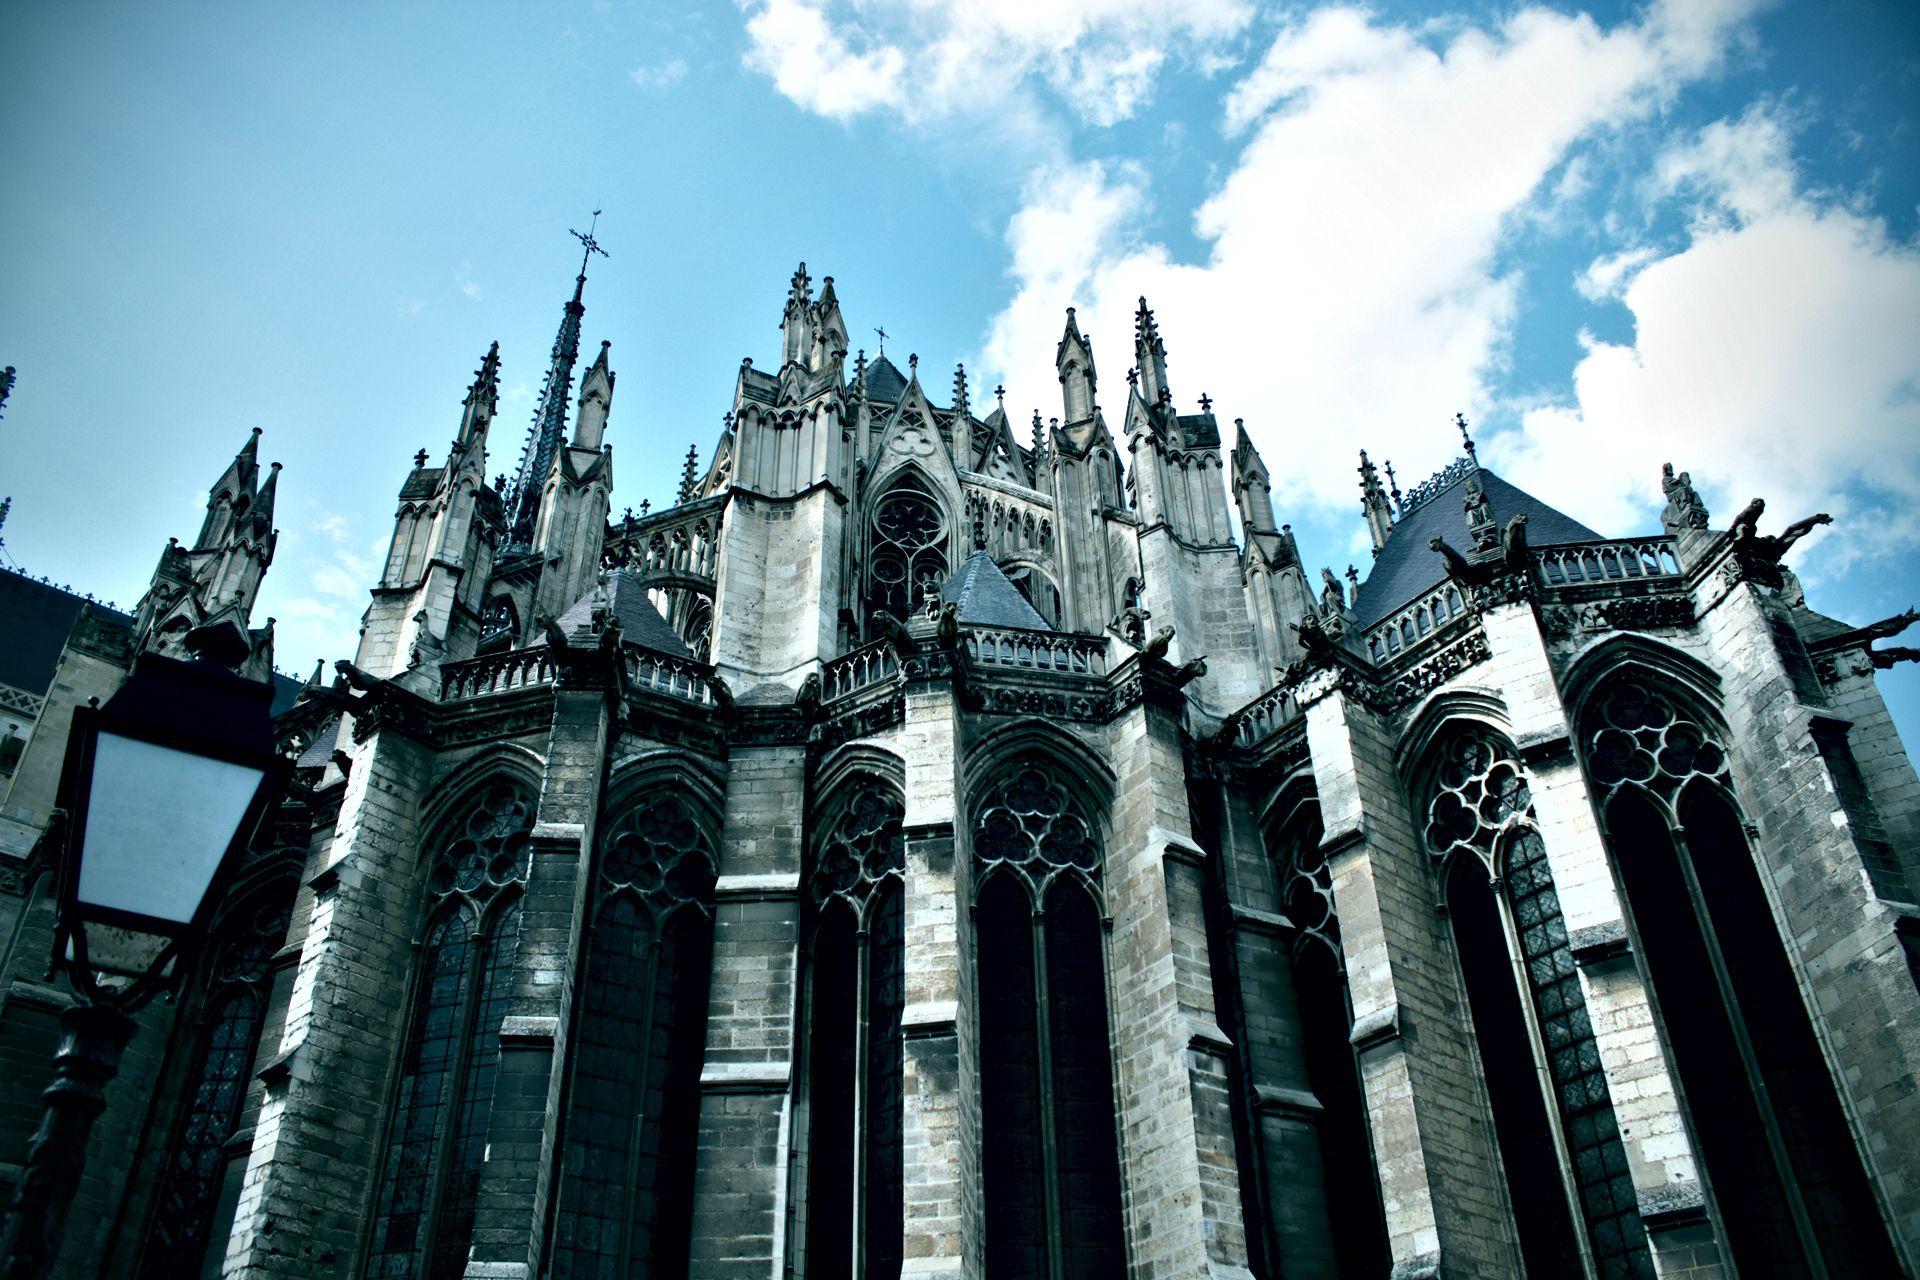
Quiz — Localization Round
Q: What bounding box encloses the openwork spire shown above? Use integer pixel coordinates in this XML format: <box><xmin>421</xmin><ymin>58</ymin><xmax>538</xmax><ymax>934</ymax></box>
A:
<box><xmin>678</xmin><ymin>445</ymin><xmax>701</xmax><ymax>504</ymax></box>
<box><xmin>505</xmin><ymin>225</ymin><xmax>607</xmax><ymax>548</ymax></box>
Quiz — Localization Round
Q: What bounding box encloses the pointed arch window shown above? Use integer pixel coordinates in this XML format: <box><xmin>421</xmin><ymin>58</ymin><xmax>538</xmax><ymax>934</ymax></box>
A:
<box><xmin>1269</xmin><ymin>807</ymin><xmax>1390</xmax><ymax>1280</ymax></box>
<box><xmin>365</xmin><ymin>782</ymin><xmax>533</xmax><ymax>1280</ymax></box>
<box><xmin>1582</xmin><ymin>682</ymin><xmax>1899</xmax><ymax>1279</ymax></box>
<box><xmin>973</xmin><ymin>765</ymin><xmax>1124</xmax><ymax>1279</ymax></box>
<box><xmin>138</xmin><ymin>893</ymin><xmax>294</xmax><ymax>1280</ymax></box>
<box><xmin>1422</xmin><ymin>724</ymin><xmax>1654</xmax><ymax>1280</ymax></box>
<box><xmin>801</xmin><ymin>784</ymin><xmax>906</xmax><ymax>1280</ymax></box>
<box><xmin>866</xmin><ymin>479</ymin><xmax>947</xmax><ymax>624</ymax></box>
<box><xmin>548</xmin><ymin>796</ymin><xmax>717</xmax><ymax>1279</ymax></box>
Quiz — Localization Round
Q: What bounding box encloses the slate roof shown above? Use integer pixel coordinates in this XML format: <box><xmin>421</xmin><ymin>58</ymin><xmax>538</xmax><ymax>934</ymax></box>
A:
<box><xmin>0</xmin><ymin>569</ymin><xmax>133</xmax><ymax>697</ymax></box>
<box><xmin>549</xmin><ymin>571</ymin><xmax>694</xmax><ymax>658</ymax></box>
<box><xmin>1351</xmin><ymin>467</ymin><xmax>1604</xmax><ymax>628</ymax></box>
<box><xmin>864</xmin><ymin>354</ymin><xmax>908</xmax><ymax>404</ymax></box>
<box><xmin>940</xmin><ymin>553</ymin><xmax>1051</xmax><ymax>630</ymax></box>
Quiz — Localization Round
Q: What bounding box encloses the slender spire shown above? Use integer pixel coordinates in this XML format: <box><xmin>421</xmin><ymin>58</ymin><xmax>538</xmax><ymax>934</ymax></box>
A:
<box><xmin>953</xmin><ymin>364</ymin><xmax>969</xmax><ymax>420</ymax></box>
<box><xmin>1359</xmin><ymin>449</ymin><xmax>1395</xmax><ymax>554</ymax></box>
<box><xmin>1456</xmin><ymin>411</ymin><xmax>1478</xmax><ymax>466</ymax></box>
<box><xmin>506</xmin><ymin>225</ymin><xmax>608</xmax><ymax>548</ymax></box>
<box><xmin>1133</xmin><ymin>296</ymin><xmax>1171</xmax><ymax>411</ymax></box>
<box><xmin>678</xmin><ymin>444</ymin><xmax>701</xmax><ymax>504</ymax></box>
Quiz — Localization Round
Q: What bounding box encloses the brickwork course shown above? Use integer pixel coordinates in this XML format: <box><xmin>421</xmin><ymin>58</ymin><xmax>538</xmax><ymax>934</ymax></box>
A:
<box><xmin>2</xmin><ymin>262</ymin><xmax>1919</xmax><ymax>1280</ymax></box>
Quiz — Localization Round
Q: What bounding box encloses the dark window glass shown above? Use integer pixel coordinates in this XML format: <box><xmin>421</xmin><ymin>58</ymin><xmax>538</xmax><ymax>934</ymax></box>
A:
<box><xmin>1044</xmin><ymin>878</ymin><xmax>1125</xmax><ymax>1277</ymax></box>
<box><xmin>865</xmin><ymin>880</ymin><xmax>905</xmax><ymax>1280</ymax></box>
<box><xmin>549</xmin><ymin>796</ymin><xmax>715</xmax><ymax>1280</ymax></box>
<box><xmin>1448</xmin><ymin>858</ymin><xmax>1584</xmax><ymax>1279</ymax></box>
<box><xmin>979</xmin><ymin>873</ymin><xmax>1046</xmax><ymax>1275</ymax></box>
<box><xmin>806</xmin><ymin>901</ymin><xmax>859</xmax><ymax>1280</ymax></box>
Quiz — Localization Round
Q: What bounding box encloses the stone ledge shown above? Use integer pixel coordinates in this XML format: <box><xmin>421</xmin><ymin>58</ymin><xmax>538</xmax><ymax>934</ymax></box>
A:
<box><xmin>1638</xmin><ymin>1179</ymin><xmax>1707</xmax><ymax>1230</ymax></box>
<box><xmin>1349</xmin><ymin>1002</ymin><xmax>1401</xmax><ymax>1052</ymax></box>
<box><xmin>1570</xmin><ymin>918</ymin><xmax>1631</xmax><ymax>966</ymax></box>
<box><xmin>1388</xmin><ymin>1250</ymin><xmax>1442</xmax><ymax>1280</ymax></box>
<box><xmin>902</xmin><ymin>1001</ymin><xmax>958</xmax><ymax>1040</ymax></box>
<box><xmin>462</xmin><ymin>1264</ymin><xmax>528</xmax><ymax>1278</ymax></box>
<box><xmin>6</xmin><ymin>979</ymin><xmax>74</xmax><ymax>1011</ymax></box>
<box><xmin>1186</xmin><ymin>1017</ymin><xmax>1234</xmax><ymax>1054</ymax></box>
<box><xmin>1229</xmin><ymin>905</ymin><xmax>1293</xmax><ymax>939</ymax></box>
<box><xmin>700</xmin><ymin>1060</ymin><xmax>791</xmax><ymax>1093</ymax></box>
<box><xmin>716</xmin><ymin>872</ymin><xmax>801</xmax><ymax>900</ymax></box>
<box><xmin>499</xmin><ymin>1016</ymin><xmax>558</xmax><ymax>1049</ymax></box>
<box><xmin>530</xmin><ymin>822</ymin><xmax>586</xmax><ymax>845</ymax></box>
<box><xmin>1517</xmin><ymin>732</ymin><xmax>1573</xmax><ymax>766</ymax></box>
<box><xmin>1254</xmin><ymin>1085</ymin><xmax>1324</xmax><ymax>1119</ymax></box>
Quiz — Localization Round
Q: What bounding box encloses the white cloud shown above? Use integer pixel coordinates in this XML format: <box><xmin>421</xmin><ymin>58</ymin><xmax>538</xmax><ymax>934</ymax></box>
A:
<box><xmin>1503</xmin><ymin>107</ymin><xmax>1920</xmax><ymax>568</ymax></box>
<box><xmin>630</xmin><ymin>58</ymin><xmax>689</xmax><ymax>93</ymax></box>
<box><xmin>979</xmin><ymin>0</ymin><xmax>1763</xmax><ymax>520</ymax></box>
<box><xmin>456</xmin><ymin>263</ymin><xmax>482</xmax><ymax>300</ymax></box>
<box><xmin>739</xmin><ymin>0</ymin><xmax>1252</xmax><ymax>127</ymax></box>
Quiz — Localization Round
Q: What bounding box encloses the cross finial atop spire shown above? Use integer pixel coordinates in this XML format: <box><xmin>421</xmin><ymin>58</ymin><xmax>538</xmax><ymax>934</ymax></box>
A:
<box><xmin>570</xmin><ymin>210</ymin><xmax>609</xmax><ymax>277</ymax></box>
<box><xmin>995</xmin><ymin>384</ymin><xmax>1005</xmax><ymax>404</ymax></box>
<box><xmin>874</xmin><ymin>326</ymin><xmax>887</xmax><ymax>355</ymax></box>
<box><xmin>414</xmin><ymin>448</ymin><xmax>429</xmax><ymax>468</ymax></box>
<box><xmin>1456</xmin><ymin>411</ymin><xmax>1477</xmax><ymax>462</ymax></box>
<box><xmin>1198</xmin><ymin>393</ymin><xmax>1212</xmax><ymax>414</ymax></box>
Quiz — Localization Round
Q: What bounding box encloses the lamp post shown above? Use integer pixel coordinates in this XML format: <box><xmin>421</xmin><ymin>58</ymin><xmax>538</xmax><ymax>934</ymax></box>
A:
<box><xmin>0</xmin><ymin>640</ymin><xmax>290</xmax><ymax>1280</ymax></box>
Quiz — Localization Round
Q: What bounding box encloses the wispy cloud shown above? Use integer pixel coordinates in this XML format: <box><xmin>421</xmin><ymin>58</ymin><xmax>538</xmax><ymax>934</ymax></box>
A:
<box><xmin>456</xmin><ymin>262</ymin><xmax>482</xmax><ymax>300</ymax></box>
<box><xmin>630</xmin><ymin>58</ymin><xmax>688</xmax><ymax>93</ymax></box>
<box><xmin>738</xmin><ymin>0</ymin><xmax>1252</xmax><ymax>129</ymax></box>
<box><xmin>395</xmin><ymin>296</ymin><xmax>425</xmax><ymax>317</ymax></box>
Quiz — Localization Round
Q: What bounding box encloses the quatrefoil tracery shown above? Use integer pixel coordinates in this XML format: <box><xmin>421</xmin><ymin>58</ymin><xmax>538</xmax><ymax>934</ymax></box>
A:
<box><xmin>602</xmin><ymin>797</ymin><xmax>716</xmax><ymax>909</ymax></box>
<box><xmin>1424</xmin><ymin>728</ymin><xmax>1534</xmax><ymax>862</ymax></box>
<box><xmin>427</xmin><ymin>783</ymin><xmax>535</xmax><ymax>905</ymax></box>
<box><xmin>1584</xmin><ymin>683</ymin><xmax>1728</xmax><ymax>801</ymax></box>
<box><xmin>975</xmin><ymin>768</ymin><xmax>1099</xmax><ymax>879</ymax></box>
<box><xmin>811</xmin><ymin>787</ymin><xmax>906</xmax><ymax>906</ymax></box>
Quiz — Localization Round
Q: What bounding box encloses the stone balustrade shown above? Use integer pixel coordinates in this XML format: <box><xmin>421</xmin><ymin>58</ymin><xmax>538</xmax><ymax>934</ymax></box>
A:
<box><xmin>440</xmin><ymin>649</ymin><xmax>557</xmax><ymax>701</ymax></box>
<box><xmin>965</xmin><ymin>627</ymin><xmax>1108</xmax><ymax>677</ymax></box>
<box><xmin>1365</xmin><ymin>585</ymin><xmax>1470</xmax><ymax>663</ymax></box>
<box><xmin>822</xmin><ymin>639</ymin><xmax>898</xmax><ymax>701</ymax></box>
<box><xmin>1534</xmin><ymin>537</ymin><xmax>1680</xmax><ymax>586</ymax></box>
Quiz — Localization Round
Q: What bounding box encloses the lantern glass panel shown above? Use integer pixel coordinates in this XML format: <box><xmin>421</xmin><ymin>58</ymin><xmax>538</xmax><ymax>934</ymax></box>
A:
<box><xmin>77</xmin><ymin>732</ymin><xmax>264</xmax><ymax>926</ymax></box>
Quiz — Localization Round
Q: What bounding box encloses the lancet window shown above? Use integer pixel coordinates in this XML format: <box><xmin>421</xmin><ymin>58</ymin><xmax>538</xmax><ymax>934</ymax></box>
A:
<box><xmin>973</xmin><ymin>763</ymin><xmax>1124</xmax><ymax>1278</ymax></box>
<box><xmin>1269</xmin><ymin>806</ymin><xmax>1390</xmax><ymax>1279</ymax></box>
<box><xmin>548</xmin><ymin>795</ymin><xmax>717</xmax><ymax>1279</ymax></box>
<box><xmin>365</xmin><ymin>782</ymin><xmax>533</xmax><ymax>1280</ymax></box>
<box><xmin>801</xmin><ymin>783</ymin><xmax>906</xmax><ymax>1280</ymax></box>
<box><xmin>866</xmin><ymin>479</ymin><xmax>947</xmax><ymax>623</ymax></box>
<box><xmin>1422</xmin><ymin>724</ymin><xmax>1654</xmax><ymax>1280</ymax></box>
<box><xmin>1581</xmin><ymin>681</ymin><xmax>1899</xmax><ymax>1279</ymax></box>
<box><xmin>138</xmin><ymin>892</ymin><xmax>294</xmax><ymax>1280</ymax></box>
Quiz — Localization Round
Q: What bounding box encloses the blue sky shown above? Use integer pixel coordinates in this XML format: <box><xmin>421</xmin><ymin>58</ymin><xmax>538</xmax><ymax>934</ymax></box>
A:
<box><xmin>2</xmin><ymin>0</ymin><xmax>1916</xmax><ymax>740</ymax></box>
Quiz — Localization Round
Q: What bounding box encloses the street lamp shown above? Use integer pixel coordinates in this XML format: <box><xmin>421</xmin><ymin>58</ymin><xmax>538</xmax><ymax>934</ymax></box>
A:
<box><xmin>0</xmin><ymin>634</ymin><xmax>290</xmax><ymax>1280</ymax></box>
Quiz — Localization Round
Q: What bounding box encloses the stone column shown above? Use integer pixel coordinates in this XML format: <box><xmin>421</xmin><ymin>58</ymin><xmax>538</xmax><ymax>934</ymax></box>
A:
<box><xmin>898</xmin><ymin>667</ymin><xmax>969</xmax><ymax>1279</ymax></box>
<box><xmin>464</xmin><ymin>679</ymin><xmax>612</xmax><ymax>1277</ymax></box>
<box><xmin>689</xmin><ymin>707</ymin><xmax>806</xmax><ymax>1280</ymax></box>
<box><xmin>1303</xmin><ymin>676</ymin><xmax>1519</xmax><ymax>1280</ymax></box>
<box><xmin>1478</xmin><ymin>602</ymin><xmax>1712</xmax><ymax>1271</ymax></box>
<box><xmin>229</xmin><ymin>709</ymin><xmax>438</xmax><ymax>1279</ymax></box>
<box><xmin>1105</xmin><ymin>674</ymin><xmax>1254</xmax><ymax>1280</ymax></box>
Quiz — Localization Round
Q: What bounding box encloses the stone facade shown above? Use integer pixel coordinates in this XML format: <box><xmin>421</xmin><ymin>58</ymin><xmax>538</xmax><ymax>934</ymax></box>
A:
<box><xmin>2</xmin><ymin>260</ymin><xmax>1919</xmax><ymax>1280</ymax></box>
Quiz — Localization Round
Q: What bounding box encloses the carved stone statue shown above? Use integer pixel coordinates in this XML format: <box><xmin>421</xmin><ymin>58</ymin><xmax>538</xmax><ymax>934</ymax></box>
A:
<box><xmin>1661</xmin><ymin>463</ymin><xmax>1710</xmax><ymax>533</ymax></box>
<box><xmin>1462</xmin><ymin>478</ymin><xmax>1498</xmax><ymax>551</ymax></box>
<box><xmin>1729</xmin><ymin>497</ymin><xmax>1833</xmax><ymax>563</ymax></box>
<box><xmin>1320</xmin><ymin>567</ymin><xmax>1346</xmax><ymax>614</ymax></box>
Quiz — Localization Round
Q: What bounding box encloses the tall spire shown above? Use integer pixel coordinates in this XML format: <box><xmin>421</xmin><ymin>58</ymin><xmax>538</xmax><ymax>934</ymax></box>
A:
<box><xmin>506</xmin><ymin>223</ymin><xmax>608</xmax><ymax>548</ymax></box>
<box><xmin>678</xmin><ymin>444</ymin><xmax>701</xmax><ymax>504</ymax></box>
<box><xmin>1359</xmin><ymin>449</ymin><xmax>1395</xmax><ymax>554</ymax></box>
<box><xmin>1133</xmin><ymin>296</ymin><xmax>1170</xmax><ymax>411</ymax></box>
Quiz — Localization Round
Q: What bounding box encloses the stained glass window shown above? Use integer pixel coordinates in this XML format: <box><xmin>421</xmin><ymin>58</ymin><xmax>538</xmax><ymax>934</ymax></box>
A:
<box><xmin>549</xmin><ymin>796</ymin><xmax>716</xmax><ymax>1279</ymax></box>
<box><xmin>1424</xmin><ymin>723</ymin><xmax>1654</xmax><ymax>1280</ymax></box>
<box><xmin>138</xmin><ymin>895</ymin><xmax>293</xmax><ymax>1280</ymax></box>
<box><xmin>366</xmin><ymin>781</ymin><xmax>534</xmax><ymax>1280</ymax></box>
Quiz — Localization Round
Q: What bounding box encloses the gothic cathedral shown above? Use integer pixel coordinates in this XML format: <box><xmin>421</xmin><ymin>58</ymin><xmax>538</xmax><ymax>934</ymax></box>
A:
<box><xmin>3</xmin><ymin>255</ymin><xmax>1919</xmax><ymax>1280</ymax></box>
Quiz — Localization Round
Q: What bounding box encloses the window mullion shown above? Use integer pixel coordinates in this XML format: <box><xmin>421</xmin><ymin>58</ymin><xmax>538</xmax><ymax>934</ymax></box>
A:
<box><xmin>1492</xmin><ymin>871</ymin><xmax>1600</xmax><ymax>1280</ymax></box>
<box><xmin>1030</xmin><ymin>901</ymin><xmax>1066</xmax><ymax>1280</ymax></box>
<box><xmin>418</xmin><ymin>912</ymin><xmax>487</xmax><ymax>1280</ymax></box>
<box><xmin>1667</xmin><ymin>825</ymin><xmax>1830</xmax><ymax>1280</ymax></box>
<box><xmin>852</xmin><ymin>922</ymin><xmax>871</xmax><ymax>1279</ymax></box>
<box><xmin>614</xmin><ymin>929</ymin><xmax>664</xmax><ymax>1280</ymax></box>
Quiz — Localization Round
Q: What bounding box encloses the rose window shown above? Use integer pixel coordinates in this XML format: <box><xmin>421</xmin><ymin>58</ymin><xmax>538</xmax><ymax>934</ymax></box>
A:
<box><xmin>975</xmin><ymin>767</ymin><xmax>1099</xmax><ymax>878</ymax></box>
<box><xmin>811</xmin><ymin>787</ymin><xmax>905</xmax><ymax>905</ymax></box>
<box><xmin>1585</xmin><ymin>682</ymin><xmax>1728</xmax><ymax>800</ymax></box>
<box><xmin>1425</xmin><ymin>728</ymin><xmax>1532</xmax><ymax>859</ymax></box>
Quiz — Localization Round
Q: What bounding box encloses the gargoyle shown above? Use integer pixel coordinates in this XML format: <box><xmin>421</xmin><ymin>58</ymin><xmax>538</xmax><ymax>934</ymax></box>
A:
<box><xmin>1171</xmin><ymin>657</ymin><xmax>1207</xmax><ymax>689</ymax></box>
<box><xmin>333</xmin><ymin>659</ymin><xmax>382</xmax><ymax>693</ymax></box>
<box><xmin>707</xmin><ymin>673</ymin><xmax>736</xmax><ymax>715</ymax></box>
<box><xmin>1859</xmin><ymin>608</ymin><xmax>1919</xmax><ymax>643</ymax></box>
<box><xmin>1501</xmin><ymin>513</ymin><xmax>1530</xmax><ymax>575</ymax></box>
<box><xmin>1428</xmin><ymin>536</ymin><xmax>1495</xmax><ymax>587</ymax></box>
<box><xmin>795</xmin><ymin>672</ymin><xmax>823</xmax><ymax>719</ymax></box>
<box><xmin>597</xmin><ymin>620</ymin><xmax>624</xmax><ymax>656</ymax></box>
<box><xmin>1291</xmin><ymin>613</ymin><xmax>1337</xmax><ymax>661</ymax></box>
<box><xmin>937</xmin><ymin>601</ymin><xmax>960</xmax><ymax>647</ymax></box>
<box><xmin>872</xmin><ymin>610</ymin><xmax>918</xmax><ymax>656</ymax></box>
<box><xmin>330</xmin><ymin>749</ymin><xmax>354</xmax><ymax>779</ymax></box>
<box><xmin>541</xmin><ymin>616</ymin><xmax>570</xmax><ymax>652</ymax></box>
<box><xmin>1142</xmin><ymin>626</ymin><xmax>1175</xmax><ymax>664</ymax></box>
<box><xmin>1872</xmin><ymin>647</ymin><xmax>1920</xmax><ymax>670</ymax></box>
<box><xmin>1730</xmin><ymin>497</ymin><xmax>1833</xmax><ymax>564</ymax></box>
